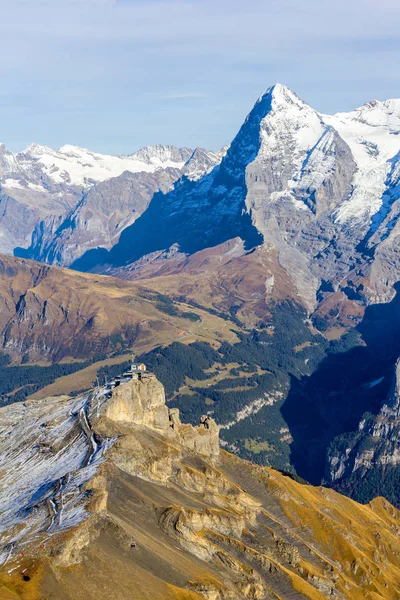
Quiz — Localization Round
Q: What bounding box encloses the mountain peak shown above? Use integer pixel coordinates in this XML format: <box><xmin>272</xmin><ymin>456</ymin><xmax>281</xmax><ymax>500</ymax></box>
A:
<box><xmin>358</xmin><ymin>97</ymin><xmax>400</xmax><ymax>128</ymax></box>
<box><xmin>130</xmin><ymin>144</ymin><xmax>193</xmax><ymax>165</ymax></box>
<box><xmin>261</xmin><ymin>83</ymin><xmax>307</xmax><ymax>109</ymax></box>
<box><xmin>361</xmin><ymin>97</ymin><xmax>400</xmax><ymax>112</ymax></box>
<box><xmin>58</xmin><ymin>144</ymin><xmax>99</xmax><ymax>157</ymax></box>
<box><xmin>331</xmin><ymin>96</ymin><xmax>400</xmax><ymax>132</ymax></box>
<box><xmin>0</xmin><ymin>143</ymin><xmax>12</xmax><ymax>156</ymax></box>
<box><xmin>23</xmin><ymin>142</ymin><xmax>54</xmax><ymax>155</ymax></box>
<box><xmin>268</xmin><ymin>81</ymin><xmax>295</xmax><ymax>96</ymax></box>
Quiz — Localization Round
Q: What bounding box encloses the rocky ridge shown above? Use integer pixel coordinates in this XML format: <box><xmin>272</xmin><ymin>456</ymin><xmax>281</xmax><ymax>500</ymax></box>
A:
<box><xmin>0</xmin><ymin>142</ymin><xmax>222</xmax><ymax>261</ymax></box>
<box><xmin>63</xmin><ymin>84</ymin><xmax>400</xmax><ymax>319</ymax></box>
<box><xmin>0</xmin><ymin>253</ymin><xmax>234</xmax><ymax>364</ymax></box>
<box><xmin>1</xmin><ymin>374</ymin><xmax>400</xmax><ymax>599</ymax></box>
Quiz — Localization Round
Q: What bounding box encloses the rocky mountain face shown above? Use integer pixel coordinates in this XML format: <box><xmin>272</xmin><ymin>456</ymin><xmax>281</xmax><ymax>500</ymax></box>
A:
<box><xmin>1</xmin><ymin>373</ymin><xmax>400</xmax><ymax>600</ymax></box>
<box><xmin>0</xmin><ymin>142</ymin><xmax>222</xmax><ymax>261</ymax></box>
<box><xmin>62</xmin><ymin>85</ymin><xmax>400</xmax><ymax>316</ymax></box>
<box><xmin>326</xmin><ymin>357</ymin><xmax>400</xmax><ymax>507</ymax></box>
<box><xmin>18</xmin><ymin>167</ymin><xmax>184</xmax><ymax>267</ymax></box>
<box><xmin>20</xmin><ymin>147</ymin><xmax>225</xmax><ymax>268</ymax></box>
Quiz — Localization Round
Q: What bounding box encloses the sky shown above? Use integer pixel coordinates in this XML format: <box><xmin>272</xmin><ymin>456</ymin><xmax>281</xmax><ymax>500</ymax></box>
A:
<box><xmin>0</xmin><ymin>0</ymin><xmax>399</xmax><ymax>154</ymax></box>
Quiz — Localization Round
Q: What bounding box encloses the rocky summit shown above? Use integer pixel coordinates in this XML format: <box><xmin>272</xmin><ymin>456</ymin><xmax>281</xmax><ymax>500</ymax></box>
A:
<box><xmin>1</xmin><ymin>372</ymin><xmax>400</xmax><ymax>600</ymax></box>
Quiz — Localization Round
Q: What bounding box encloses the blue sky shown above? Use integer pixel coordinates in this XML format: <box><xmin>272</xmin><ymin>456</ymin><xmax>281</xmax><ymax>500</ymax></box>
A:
<box><xmin>0</xmin><ymin>0</ymin><xmax>399</xmax><ymax>154</ymax></box>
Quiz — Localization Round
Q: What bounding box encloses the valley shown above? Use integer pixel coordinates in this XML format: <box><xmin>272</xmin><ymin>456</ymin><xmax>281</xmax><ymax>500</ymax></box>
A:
<box><xmin>2</xmin><ymin>0</ymin><xmax>400</xmax><ymax>595</ymax></box>
<box><xmin>1</xmin><ymin>84</ymin><xmax>400</xmax><ymax>514</ymax></box>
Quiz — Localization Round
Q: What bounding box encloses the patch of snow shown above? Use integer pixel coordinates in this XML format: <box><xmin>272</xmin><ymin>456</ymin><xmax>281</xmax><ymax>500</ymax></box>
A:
<box><xmin>28</xmin><ymin>182</ymin><xmax>46</xmax><ymax>192</ymax></box>
<box><xmin>366</xmin><ymin>376</ymin><xmax>384</xmax><ymax>388</ymax></box>
<box><xmin>2</xmin><ymin>179</ymin><xmax>25</xmax><ymax>190</ymax></box>
<box><xmin>0</xmin><ymin>390</ymin><xmax>114</xmax><ymax>565</ymax></box>
<box><xmin>265</xmin><ymin>274</ymin><xmax>274</xmax><ymax>295</ymax></box>
<box><xmin>324</xmin><ymin>99</ymin><xmax>400</xmax><ymax>225</ymax></box>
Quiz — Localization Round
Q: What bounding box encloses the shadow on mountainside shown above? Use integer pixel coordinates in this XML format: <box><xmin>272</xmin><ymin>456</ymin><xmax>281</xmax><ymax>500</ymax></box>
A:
<box><xmin>70</xmin><ymin>165</ymin><xmax>261</xmax><ymax>271</ymax></box>
<box><xmin>70</xmin><ymin>94</ymin><xmax>276</xmax><ymax>272</ymax></box>
<box><xmin>281</xmin><ymin>283</ymin><xmax>400</xmax><ymax>485</ymax></box>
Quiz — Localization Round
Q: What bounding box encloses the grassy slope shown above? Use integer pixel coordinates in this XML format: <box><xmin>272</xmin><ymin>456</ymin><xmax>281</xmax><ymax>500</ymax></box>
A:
<box><xmin>0</xmin><ymin>254</ymin><xmax>239</xmax><ymax>400</ymax></box>
<box><xmin>2</xmin><ymin>440</ymin><xmax>400</xmax><ymax>600</ymax></box>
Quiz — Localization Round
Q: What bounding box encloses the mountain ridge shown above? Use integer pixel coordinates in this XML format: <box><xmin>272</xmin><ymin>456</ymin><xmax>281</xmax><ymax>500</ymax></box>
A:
<box><xmin>3</xmin><ymin>83</ymin><xmax>400</xmax><ymax>315</ymax></box>
<box><xmin>0</xmin><ymin>253</ymin><xmax>237</xmax><ymax>366</ymax></box>
<box><xmin>3</xmin><ymin>83</ymin><xmax>400</xmax><ymax>514</ymax></box>
<box><xmin>1</xmin><ymin>372</ymin><xmax>400</xmax><ymax>599</ymax></box>
<box><xmin>65</xmin><ymin>83</ymin><xmax>400</xmax><ymax>313</ymax></box>
<box><xmin>2</xmin><ymin>142</ymin><xmax>223</xmax><ymax>262</ymax></box>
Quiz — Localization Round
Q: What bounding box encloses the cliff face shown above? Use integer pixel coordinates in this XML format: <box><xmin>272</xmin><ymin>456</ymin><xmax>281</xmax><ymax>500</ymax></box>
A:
<box><xmin>1</xmin><ymin>375</ymin><xmax>400</xmax><ymax>600</ymax></box>
<box><xmin>102</xmin><ymin>376</ymin><xmax>221</xmax><ymax>466</ymax></box>
<box><xmin>326</xmin><ymin>359</ymin><xmax>400</xmax><ymax>506</ymax></box>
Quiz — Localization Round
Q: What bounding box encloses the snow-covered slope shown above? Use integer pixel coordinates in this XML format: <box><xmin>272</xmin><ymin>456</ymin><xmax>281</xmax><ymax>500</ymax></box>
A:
<box><xmin>0</xmin><ymin>142</ymin><xmax>222</xmax><ymax>257</ymax></box>
<box><xmin>258</xmin><ymin>83</ymin><xmax>327</xmax><ymax>176</ymax></box>
<box><xmin>0</xmin><ymin>389</ymin><xmax>113</xmax><ymax>566</ymax></box>
<box><xmin>2</xmin><ymin>143</ymin><xmax>193</xmax><ymax>189</ymax></box>
<box><xmin>324</xmin><ymin>99</ymin><xmax>400</xmax><ymax>225</ymax></box>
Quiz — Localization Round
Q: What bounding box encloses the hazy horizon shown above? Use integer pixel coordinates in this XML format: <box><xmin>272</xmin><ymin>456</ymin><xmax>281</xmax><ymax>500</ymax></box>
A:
<box><xmin>1</xmin><ymin>0</ymin><xmax>399</xmax><ymax>154</ymax></box>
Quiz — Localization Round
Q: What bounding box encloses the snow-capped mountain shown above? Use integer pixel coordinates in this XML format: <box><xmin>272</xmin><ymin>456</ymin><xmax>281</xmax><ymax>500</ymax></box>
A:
<box><xmin>4</xmin><ymin>84</ymin><xmax>400</xmax><ymax>313</ymax></box>
<box><xmin>0</xmin><ymin>143</ymin><xmax>222</xmax><ymax>258</ymax></box>
<box><xmin>324</xmin><ymin>99</ymin><xmax>400</xmax><ymax>226</ymax></box>
<box><xmin>61</xmin><ymin>83</ymin><xmax>400</xmax><ymax>312</ymax></box>
<box><xmin>2</xmin><ymin>143</ymin><xmax>193</xmax><ymax>189</ymax></box>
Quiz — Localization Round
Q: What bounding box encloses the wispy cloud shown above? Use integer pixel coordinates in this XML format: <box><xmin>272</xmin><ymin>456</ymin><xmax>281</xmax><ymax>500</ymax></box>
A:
<box><xmin>0</xmin><ymin>0</ymin><xmax>398</xmax><ymax>153</ymax></box>
<box><xmin>159</xmin><ymin>92</ymin><xmax>207</xmax><ymax>100</ymax></box>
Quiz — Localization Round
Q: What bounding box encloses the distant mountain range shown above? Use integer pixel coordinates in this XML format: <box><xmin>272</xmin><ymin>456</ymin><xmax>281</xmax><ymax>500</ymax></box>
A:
<box><xmin>2</xmin><ymin>83</ymin><xmax>400</xmax><ymax>508</ymax></box>
<box><xmin>0</xmin><ymin>142</ymin><xmax>224</xmax><ymax>260</ymax></box>
<box><xmin>5</xmin><ymin>83</ymin><xmax>399</xmax><ymax>317</ymax></box>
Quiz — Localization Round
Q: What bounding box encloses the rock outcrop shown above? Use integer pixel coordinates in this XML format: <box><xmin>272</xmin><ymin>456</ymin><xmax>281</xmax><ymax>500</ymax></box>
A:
<box><xmin>103</xmin><ymin>376</ymin><xmax>220</xmax><ymax>461</ymax></box>
<box><xmin>1</xmin><ymin>374</ymin><xmax>400</xmax><ymax>599</ymax></box>
<box><xmin>104</xmin><ymin>375</ymin><xmax>171</xmax><ymax>431</ymax></box>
